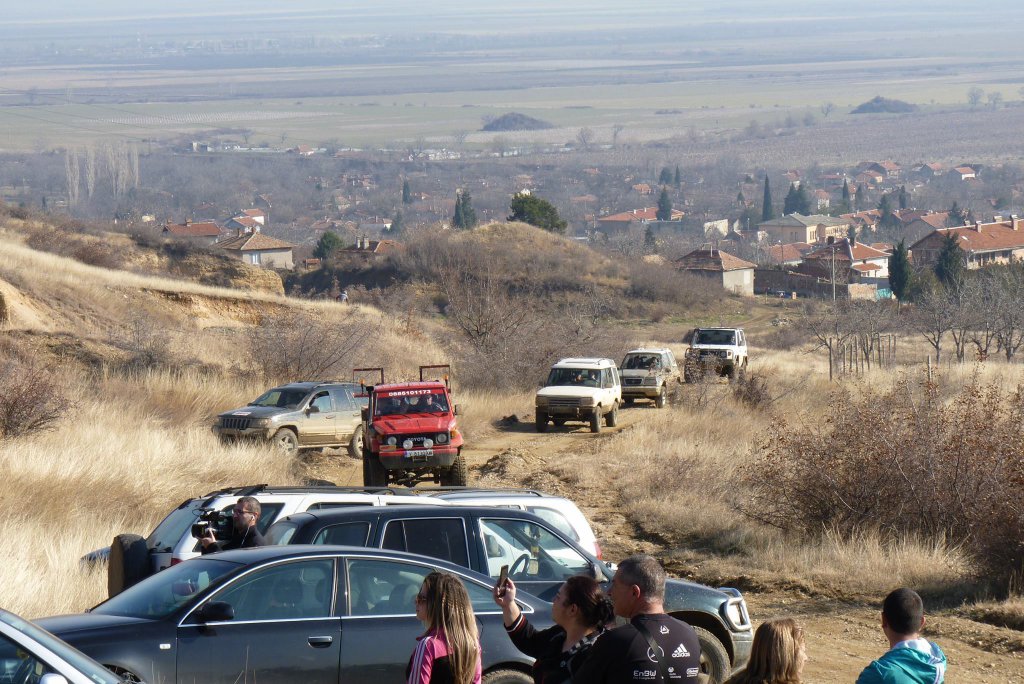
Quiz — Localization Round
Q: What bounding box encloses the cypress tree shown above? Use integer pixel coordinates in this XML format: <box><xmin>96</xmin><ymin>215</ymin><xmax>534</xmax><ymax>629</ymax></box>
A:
<box><xmin>889</xmin><ymin>239</ymin><xmax>912</xmax><ymax>302</ymax></box>
<box><xmin>935</xmin><ymin>233</ymin><xmax>965</xmax><ymax>292</ymax></box>
<box><xmin>674</xmin><ymin>165</ymin><xmax>682</xmax><ymax>188</ymax></box>
<box><xmin>658</xmin><ymin>167</ymin><xmax>673</xmax><ymax>186</ymax></box>
<box><xmin>402</xmin><ymin>179</ymin><xmax>412</xmax><ymax>205</ymax></box>
<box><xmin>854</xmin><ymin>183</ymin><xmax>867</xmax><ymax>211</ymax></box>
<box><xmin>761</xmin><ymin>176</ymin><xmax>775</xmax><ymax>221</ymax></box>
<box><xmin>898</xmin><ymin>185</ymin><xmax>908</xmax><ymax>210</ymax></box>
<box><xmin>656</xmin><ymin>187</ymin><xmax>673</xmax><ymax>221</ymax></box>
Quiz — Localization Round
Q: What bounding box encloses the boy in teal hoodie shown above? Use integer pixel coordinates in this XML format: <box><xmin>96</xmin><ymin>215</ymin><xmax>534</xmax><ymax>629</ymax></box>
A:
<box><xmin>857</xmin><ymin>588</ymin><xmax>947</xmax><ymax>684</ymax></box>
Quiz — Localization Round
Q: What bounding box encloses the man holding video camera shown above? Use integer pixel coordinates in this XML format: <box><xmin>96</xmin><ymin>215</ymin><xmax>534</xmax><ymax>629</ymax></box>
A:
<box><xmin>200</xmin><ymin>496</ymin><xmax>267</xmax><ymax>554</ymax></box>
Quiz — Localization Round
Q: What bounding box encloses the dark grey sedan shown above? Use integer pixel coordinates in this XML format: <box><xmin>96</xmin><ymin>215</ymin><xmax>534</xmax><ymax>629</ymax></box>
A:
<box><xmin>38</xmin><ymin>546</ymin><xmax>548</xmax><ymax>684</ymax></box>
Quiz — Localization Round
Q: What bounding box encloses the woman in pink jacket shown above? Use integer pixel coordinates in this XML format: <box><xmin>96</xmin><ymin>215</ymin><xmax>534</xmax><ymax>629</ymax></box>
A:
<box><xmin>407</xmin><ymin>571</ymin><xmax>482</xmax><ymax>684</ymax></box>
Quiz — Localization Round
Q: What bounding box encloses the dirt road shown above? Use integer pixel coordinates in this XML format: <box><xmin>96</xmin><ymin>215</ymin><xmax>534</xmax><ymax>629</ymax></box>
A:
<box><xmin>304</xmin><ymin>404</ymin><xmax>1024</xmax><ymax>683</ymax></box>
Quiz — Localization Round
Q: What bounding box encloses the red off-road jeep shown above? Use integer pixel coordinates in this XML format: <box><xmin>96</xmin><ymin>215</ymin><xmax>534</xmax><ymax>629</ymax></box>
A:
<box><xmin>356</xmin><ymin>365</ymin><xmax>467</xmax><ymax>487</ymax></box>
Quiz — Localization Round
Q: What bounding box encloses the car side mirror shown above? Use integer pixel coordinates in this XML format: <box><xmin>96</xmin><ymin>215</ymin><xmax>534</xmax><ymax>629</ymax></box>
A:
<box><xmin>40</xmin><ymin>676</ymin><xmax>69</xmax><ymax>684</ymax></box>
<box><xmin>306</xmin><ymin>405</ymin><xmax>320</xmax><ymax>414</ymax></box>
<box><xmin>197</xmin><ymin>601</ymin><xmax>235</xmax><ymax>623</ymax></box>
<box><xmin>453</xmin><ymin>404</ymin><xmax>459</xmax><ymax>415</ymax></box>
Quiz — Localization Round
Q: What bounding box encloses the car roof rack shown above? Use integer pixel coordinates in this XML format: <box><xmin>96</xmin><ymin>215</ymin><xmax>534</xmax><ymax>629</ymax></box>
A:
<box><xmin>199</xmin><ymin>484</ymin><xmax>418</xmax><ymax>500</ymax></box>
<box><xmin>407</xmin><ymin>486</ymin><xmax>548</xmax><ymax>497</ymax></box>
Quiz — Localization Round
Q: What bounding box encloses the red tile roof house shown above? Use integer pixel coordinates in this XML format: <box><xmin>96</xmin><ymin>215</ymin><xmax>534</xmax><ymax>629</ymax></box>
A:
<box><xmin>673</xmin><ymin>248</ymin><xmax>756</xmax><ymax>296</ymax></box>
<box><xmin>953</xmin><ymin>166</ymin><xmax>977</xmax><ymax>181</ymax></box>
<box><xmin>903</xmin><ymin>212</ymin><xmax>951</xmax><ymax>244</ymax></box>
<box><xmin>766</xmin><ymin>242</ymin><xmax>813</xmax><ymax>267</ymax></box>
<box><xmin>800</xmin><ymin>238</ymin><xmax>891</xmax><ymax>281</ymax></box>
<box><xmin>910</xmin><ymin>216</ymin><xmax>1024</xmax><ymax>269</ymax></box>
<box><xmin>596</xmin><ymin>207</ymin><xmax>684</xmax><ymax>234</ymax></box>
<box><xmin>217</xmin><ymin>231</ymin><xmax>295</xmax><ymax>269</ymax></box>
<box><xmin>161</xmin><ymin>219</ymin><xmax>222</xmax><ymax>246</ymax></box>
<box><xmin>226</xmin><ymin>215</ymin><xmax>263</xmax><ymax>233</ymax></box>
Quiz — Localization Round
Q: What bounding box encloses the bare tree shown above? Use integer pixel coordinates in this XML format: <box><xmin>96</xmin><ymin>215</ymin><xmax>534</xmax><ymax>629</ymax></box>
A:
<box><xmin>992</xmin><ymin>266</ymin><xmax>1024</xmax><ymax>361</ymax></box>
<box><xmin>242</xmin><ymin>310</ymin><xmax>379</xmax><ymax>384</ymax></box>
<box><xmin>64</xmin><ymin>148</ymin><xmax>80</xmax><ymax>206</ymax></box>
<box><xmin>0</xmin><ymin>359</ymin><xmax>72</xmax><ymax>438</ymax></box>
<box><xmin>987</xmin><ymin>91</ymin><xmax>1004</xmax><ymax>110</ymax></box>
<box><xmin>84</xmin><ymin>146</ymin><xmax>97</xmax><ymax>199</ymax></box>
<box><xmin>820</xmin><ymin>102</ymin><xmax>835</xmax><ymax>118</ymax></box>
<box><xmin>798</xmin><ymin>302</ymin><xmax>858</xmax><ymax>382</ymax></box>
<box><xmin>576</xmin><ymin>127</ymin><xmax>594</xmax><ymax>150</ymax></box>
<box><xmin>967</xmin><ymin>86</ymin><xmax>985</xmax><ymax>108</ymax></box>
<box><xmin>913</xmin><ymin>288</ymin><xmax>957</xmax><ymax>364</ymax></box>
<box><xmin>611</xmin><ymin>124</ymin><xmax>624</xmax><ymax>147</ymax></box>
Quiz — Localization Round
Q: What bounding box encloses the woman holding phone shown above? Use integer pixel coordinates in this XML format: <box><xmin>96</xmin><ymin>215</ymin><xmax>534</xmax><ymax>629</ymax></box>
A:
<box><xmin>492</xmin><ymin>574</ymin><xmax>614</xmax><ymax>684</ymax></box>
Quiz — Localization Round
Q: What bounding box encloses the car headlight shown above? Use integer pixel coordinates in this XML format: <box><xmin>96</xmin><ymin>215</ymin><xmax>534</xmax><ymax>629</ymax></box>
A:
<box><xmin>642</xmin><ymin>377</ymin><xmax>657</xmax><ymax>386</ymax></box>
<box><xmin>436</xmin><ymin>433</ymin><xmax>448</xmax><ymax>444</ymax></box>
<box><xmin>725</xmin><ymin>350</ymin><xmax>733</xmax><ymax>358</ymax></box>
<box><xmin>536</xmin><ymin>396</ymin><xmax>549</xmax><ymax>406</ymax></box>
<box><xmin>579</xmin><ymin>397</ymin><xmax>596</xmax><ymax>407</ymax></box>
<box><xmin>402</xmin><ymin>439</ymin><xmax>414</xmax><ymax>450</ymax></box>
<box><xmin>386</xmin><ymin>436</ymin><xmax>398</xmax><ymax>446</ymax></box>
<box><xmin>423</xmin><ymin>438</ymin><xmax>434</xmax><ymax>448</ymax></box>
<box><xmin>251</xmin><ymin>418</ymin><xmax>271</xmax><ymax>427</ymax></box>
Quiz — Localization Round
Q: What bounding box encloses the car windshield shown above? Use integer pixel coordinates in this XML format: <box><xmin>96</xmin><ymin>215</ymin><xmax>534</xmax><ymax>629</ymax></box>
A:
<box><xmin>249</xmin><ymin>388</ymin><xmax>309</xmax><ymax>409</ymax></box>
<box><xmin>92</xmin><ymin>559</ymin><xmax>238</xmax><ymax>619</ymax></box>
<box><xmin>694</xmin><ymin>330</ymin><xmax>735</xmax><ymax>345</ymax></box>
<box><xmin>0</xmin><ymin>610</ymin><xmax>124</xmax><ymax>684</ymax></box>
<box><xmin>374</xmin><ymin>391</ymin><xmax>449</xmax><ymax>416</ymax></box>
<box><xmin>546</xmin><ymin>368</ymin><xmax>599</xmax><ymax>387</ymax></box>
<box><xmin>621</xmin><ymin>354</ymin><xmax>660</xmax><ymax>370</ymax></box>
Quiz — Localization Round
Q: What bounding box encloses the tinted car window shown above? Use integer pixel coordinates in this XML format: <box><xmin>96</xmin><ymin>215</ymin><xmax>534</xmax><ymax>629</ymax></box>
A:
<box><xmin>381</xmin><ymin>519</ymin><xmax>469</xmax><ymax>567</ymax></box>
<box><xmin>250</xmin><ymin>388</ymin><xmax>307</xmax><ymax>409</ymax></box>
<box><xmin>346</xmin><ymin>558</ymin><xmax>431</xmax><ymax>617</ymax></box>
<box><xmin>313</xmin><ymin>522</ymin><xmax>371</xmax><ymax>546</ymax></box>
<box><xmin>210</xmin><ymin>559</ymin><xmax>334</xmax><ymax>621</ymax></box>
<box><xmin>0</xmin><ymin>612</ymin><xmax>123</xmax><ymax>684</ymax></box>
<box><xmin>345</xmin><ymin>559</ymin><xmax>495</xmax><ymax>617</ymax></box>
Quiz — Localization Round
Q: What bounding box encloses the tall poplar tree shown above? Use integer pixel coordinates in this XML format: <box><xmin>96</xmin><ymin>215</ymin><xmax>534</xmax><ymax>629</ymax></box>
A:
<box><xmin>656</xmin><ymin>187</ymin><xmax>673</xmax><ymax>221</ymax></box>
<box><xmin>889</xmin><ymin>239</ymin><xmax>912</xmax><ymax>304</ymax></box>
<box><xmin>761</xmin><ymin>176</ymin><xmax>775</xmax><ymax>221</ymax></box>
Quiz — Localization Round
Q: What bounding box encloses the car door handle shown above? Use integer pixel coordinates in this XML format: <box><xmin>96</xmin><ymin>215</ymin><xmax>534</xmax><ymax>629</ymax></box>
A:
<box><xmin>308</xmin><ymin>636</ymin><xmax>334</xmax><ymax>647</ymax></box>
<box><xmin>324</xmin><ymin>414</ymin><xmax>336</xmax><ymax>419</ymax></box>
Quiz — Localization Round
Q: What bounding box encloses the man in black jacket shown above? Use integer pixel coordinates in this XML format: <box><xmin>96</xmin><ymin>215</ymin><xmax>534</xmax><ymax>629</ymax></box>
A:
<box><xmin>200</xmin><ymin>496</ymin><xmax>267</xmax><ymax>554</ymax></box>
<box><xmin>572</xmin><ymin>554</ymin><xmax>701</xmax><ymax>683</ymax></box>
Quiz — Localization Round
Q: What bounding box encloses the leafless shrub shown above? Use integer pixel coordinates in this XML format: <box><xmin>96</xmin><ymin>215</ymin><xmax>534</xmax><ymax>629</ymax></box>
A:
<box><xmin>0</xmin><ymin>360</ymin><xmax>73</xmax><ymax>438</ymax></box>
<box><xmin>0</xmin><ymin>291</ymin><xmax>7</xmax><ymax>325</ymax></box>
<box><xmin>744</xmin><ymin>374</ymin><xmax>1024</xmax><ymax>585</ymax></box>
<box><xmin>113</xmin><ymin>314</ymin><xmax>176</xmax><ymax>371</ymax></box>
<box><xmin>241</xmin><ymin>310</ymin><xmax>380</xmax><ymax>385</ymax></box>
<box><xmin>733</xmin><ymin>372</ymin><xmax>772</xmax><ymax>410</ymax></box>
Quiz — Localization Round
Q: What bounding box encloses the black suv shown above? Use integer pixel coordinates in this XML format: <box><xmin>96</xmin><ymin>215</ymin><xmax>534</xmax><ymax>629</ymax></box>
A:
<box><xmin>268</xmin><ymin>505</ymin><xmax>753</xmax><ymax>683</ymax></box>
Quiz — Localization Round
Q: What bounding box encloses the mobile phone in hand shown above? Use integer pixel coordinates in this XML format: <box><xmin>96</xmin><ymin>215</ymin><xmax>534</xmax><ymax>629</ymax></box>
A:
<box><xmin>497</xmin><ymin>565</ymin><xmax>509</xmax><ymax>596</ymax></box>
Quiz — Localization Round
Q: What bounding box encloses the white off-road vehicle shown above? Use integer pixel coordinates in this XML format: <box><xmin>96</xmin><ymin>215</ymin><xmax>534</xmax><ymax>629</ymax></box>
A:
<box><xmin>619</xmin><ymin>348</ymin><xmax>681</xmax><ymax>408</ymax></box>
<box><xmin>684</xmin><ymin>327</ymin><xmax>748</xmax><ymax>382</ymax></box>
<box><xmin>535</xmin><ymin>358</ymin><xmax>621</xmax><ymax>433</ymax></box>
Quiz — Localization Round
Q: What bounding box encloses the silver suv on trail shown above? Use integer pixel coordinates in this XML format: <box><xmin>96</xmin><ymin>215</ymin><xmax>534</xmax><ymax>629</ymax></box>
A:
<box><xmin>619</xmin><ymin>347</ymin><xmax>680</xmax><ymax>408</ymax></box>
<box><xmin>214</xmin><ymin>381</ymin><xmax>367</xmax><ymax>456</ymax></box>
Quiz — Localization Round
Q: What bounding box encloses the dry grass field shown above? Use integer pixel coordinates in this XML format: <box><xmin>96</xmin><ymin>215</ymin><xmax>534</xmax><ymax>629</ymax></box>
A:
<box><xmin>1</xmin><ymin>221</ymin><xmax>1022</xmax><ymax>682</ymax></box>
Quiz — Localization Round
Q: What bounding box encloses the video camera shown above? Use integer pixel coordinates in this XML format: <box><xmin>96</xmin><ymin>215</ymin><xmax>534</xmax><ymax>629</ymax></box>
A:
<box><xmin>191</xmin><ymin>509</ymin><xmax>229</xmax><ymax>540</ymax></box>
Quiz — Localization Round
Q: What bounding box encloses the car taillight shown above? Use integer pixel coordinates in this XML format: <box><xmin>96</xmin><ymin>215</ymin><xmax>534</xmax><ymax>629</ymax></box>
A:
<box><xmin>594</xmin><ymin>542</ymin><xmax>602</xmax><ymax>560</ymax></box>
<box><xmin>170</xmin><ymin>557</ymin><xmax>183</xmax><ymax>566</ymax></box>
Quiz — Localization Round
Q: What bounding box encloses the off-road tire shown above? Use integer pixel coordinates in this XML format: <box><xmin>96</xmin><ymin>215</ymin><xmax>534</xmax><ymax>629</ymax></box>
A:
<box><xmin>589</xmin><ymin>409</ymin><xmax>601</xmax><ymax>433</ymax></box>
<box><xmin>693</xmin><ymin>626</ymin><xmax>730</xmax><ymax>684</ymax></box>
<box><xmin>605</xmin><ymin>403</ymin><xmax>618</xmax><ymax>427</ymax></box>
<box><xmin>623</xmin><ymin>397</ymin><xmax>634</xmax><ymax>405</ymax></box>
<box><xmin>728</xmin><ymin>364</ymin><xmax>738</xmax><ymax>382</ymax></box>
<box><xmin>107</xmin><ymin>534</ymin><xmax>149</xmax><ymax>598</ymax></box>
<box><xmin>347</xmin><ymin>425</ymin><xmax>365</xmax><ymax>459</ymax></box>
<box><xmin>655</xmin><ymin>386</ymin><xmax>667</xmax><ymax>408</ymax></box>
<box><xmin>552</xmin><ymin>418</ymin><xmax>566</xmax><ymax>427</ymax></box>
<box><xmin>273</xmin><ymin>428</ymin><xmax>299</xmax><ymax>455</ymax></box>
<box><xmin>482</xmin><ymin>669</ymin><xmax>532</xmax><ymax>684</ymax></box>
<box><xmin>363</xmin><ymin>450</ymin><xmax>388</xmax><ymax>487</ymax></box>
<box><xmin>440</xmin><ymin>451</ymin><xmax>468</xmax><ymax>486</ymax></box>
<box><xmin>535</xmin><ymin>410</ymin><xmax>548</xmax><ymax>433</ymax></box>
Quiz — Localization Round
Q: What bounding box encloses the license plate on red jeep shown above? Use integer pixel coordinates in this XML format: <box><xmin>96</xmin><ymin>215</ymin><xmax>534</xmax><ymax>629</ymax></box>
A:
<box><xmin>407</xmin><ymin>449</ymin><xmax>433</xmax><ymax>460</ymax></box>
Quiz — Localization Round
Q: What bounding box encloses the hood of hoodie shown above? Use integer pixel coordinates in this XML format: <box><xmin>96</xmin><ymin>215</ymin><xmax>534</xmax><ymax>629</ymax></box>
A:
<box><xmin>869</xmin><ymin>639</ymin><xmax>946</xmax><ymax>684</ymax></box>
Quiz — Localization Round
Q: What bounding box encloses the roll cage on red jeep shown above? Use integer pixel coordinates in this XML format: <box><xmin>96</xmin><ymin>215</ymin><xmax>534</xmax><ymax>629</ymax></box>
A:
<box><xmin>356</xmin><ymin>365</ymin><xmax>467</xmax><ymax>487</ymax></box>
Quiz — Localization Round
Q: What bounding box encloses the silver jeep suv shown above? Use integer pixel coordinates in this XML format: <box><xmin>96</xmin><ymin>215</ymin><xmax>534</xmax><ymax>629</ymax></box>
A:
<box><xmin>214</xmin><ymin>381</ymin><xmax>367</xmax><ymax>456</ymax></box>
<box><xmin>619</xmin><ymin>348</ymin><xmax>680</xmax><ymax>408</ymax></box>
